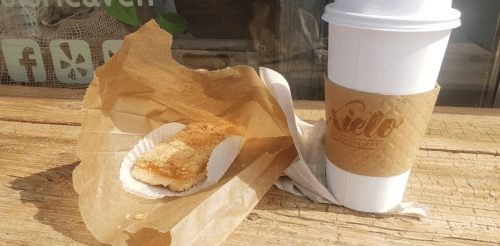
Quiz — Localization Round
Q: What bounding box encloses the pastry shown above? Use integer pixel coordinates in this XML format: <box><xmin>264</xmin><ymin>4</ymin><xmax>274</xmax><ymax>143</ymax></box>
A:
<box><xmin>131</xmin><ymin>121</ymin><xmax>245</xmax><ymax>192</ymax></box>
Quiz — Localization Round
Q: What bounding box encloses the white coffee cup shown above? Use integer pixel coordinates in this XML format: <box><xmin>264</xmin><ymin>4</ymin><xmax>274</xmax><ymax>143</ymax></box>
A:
<box><xmin>322</xmin><ymin>0</ymin><xmax>461</xmax><ymax>212</ymax></box>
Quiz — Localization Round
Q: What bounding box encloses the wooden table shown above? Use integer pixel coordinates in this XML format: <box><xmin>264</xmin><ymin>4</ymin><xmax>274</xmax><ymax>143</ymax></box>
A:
<box><xmin>1</xmin><ymin>85</ymin><xmax>499</xmax><ymax>245</ymax></box>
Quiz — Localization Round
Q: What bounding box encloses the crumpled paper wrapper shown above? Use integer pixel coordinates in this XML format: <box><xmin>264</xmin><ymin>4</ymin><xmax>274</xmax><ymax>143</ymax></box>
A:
<box><xmin>74</xmin><ymin>20</ymin><xmax>296</xmax><ymax>245</ymax></box>
<box><xmin>260</xmin><ymin>68</ymin><xmax>430</xmax><ymax>218</ymax></box>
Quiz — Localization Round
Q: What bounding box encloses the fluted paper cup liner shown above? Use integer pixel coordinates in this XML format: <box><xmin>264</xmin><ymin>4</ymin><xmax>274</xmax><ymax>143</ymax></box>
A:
<box><xmin>325</xmin><ymin>75</ymin><xmax>439</xmax><ymax>212</ymax></box>
<box><xmin>120</xmin><ymin>122</ymin><xmax>246</xmax><ymax>199</ymax></box>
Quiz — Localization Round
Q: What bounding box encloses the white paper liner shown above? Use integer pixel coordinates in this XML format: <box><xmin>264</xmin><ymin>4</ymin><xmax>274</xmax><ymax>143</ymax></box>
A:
<box><xmin>120</xmin><ymin>122</ymin><xmax>246</xmax><ymax>199</ymax></box>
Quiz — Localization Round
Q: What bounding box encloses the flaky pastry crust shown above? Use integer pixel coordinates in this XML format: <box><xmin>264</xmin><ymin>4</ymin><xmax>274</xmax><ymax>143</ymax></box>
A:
<box><xmin>131</xmin><ymin>121</ymin><xmax>245</xmax><ymax>192</ymax></box>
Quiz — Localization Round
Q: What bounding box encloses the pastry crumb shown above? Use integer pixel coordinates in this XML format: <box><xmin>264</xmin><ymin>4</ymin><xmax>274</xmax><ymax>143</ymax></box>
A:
<box><xmin>247</xmin><ymin>213</ymin><xmax>258</xmax><ymax>221</ymax></box>
<box><xmin>134</xmin><ymin>214</ymin><xmax>149</xmax><ymax>220</ymax></box>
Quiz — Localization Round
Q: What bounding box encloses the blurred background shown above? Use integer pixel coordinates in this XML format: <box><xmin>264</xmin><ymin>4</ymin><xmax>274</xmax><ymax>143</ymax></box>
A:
<box><xmin>169</xmin><ymin>0</ymin><xmax>500</xmax><ymax>107</ymax></box>
<box><xmin>1</xmin><ymin>0</ymin><xmax>500</xmax><ymax>107</ymax></box>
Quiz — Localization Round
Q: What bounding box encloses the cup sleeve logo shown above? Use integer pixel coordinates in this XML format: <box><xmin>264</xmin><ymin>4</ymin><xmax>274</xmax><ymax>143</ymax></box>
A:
<box><xmin>50</xmin><ymin>40</ymin><xmax>94</xmax><ymax>84</ymax></box>
<box><xmin>2</xmin><ymin>39</ymin><xmax>46</xmax><ymax>83</ymax></box>
<box><xmin>327</xmin><ymin>100</ymin><xmax>405</xmax><ymax>149</ymax></box>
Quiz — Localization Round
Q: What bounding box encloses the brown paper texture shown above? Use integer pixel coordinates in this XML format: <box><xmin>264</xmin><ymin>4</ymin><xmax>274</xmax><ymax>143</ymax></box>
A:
<box><xmin>74</xmin><ymin>20</ymin><xmax>296</xmax><ymax>245</ymax></box>
<box><xmin>325</xmin><ymin>75</ymin><xmax>440</xmax><ymax>177</ymax></box>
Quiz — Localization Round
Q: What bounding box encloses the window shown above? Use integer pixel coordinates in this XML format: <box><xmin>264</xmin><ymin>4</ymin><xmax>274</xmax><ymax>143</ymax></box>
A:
<box><xmin>1</xmin><ymin>0</ymin><xmax>499</xmax><ymax>107</ymax></box>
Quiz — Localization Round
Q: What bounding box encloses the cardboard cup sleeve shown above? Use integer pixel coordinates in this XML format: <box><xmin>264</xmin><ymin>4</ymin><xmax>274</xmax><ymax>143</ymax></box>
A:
<box><xmin>325</xmin><ymin>75</ymin><xmax>440</xmax><ymax>177</ymax></box>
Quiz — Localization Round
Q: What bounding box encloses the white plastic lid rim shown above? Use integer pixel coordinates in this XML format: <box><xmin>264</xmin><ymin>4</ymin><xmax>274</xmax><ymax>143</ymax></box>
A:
<box><xmin>322</xmin><ymin>0</ymin><xmax>461</xmax><ymax>32</ymax></box>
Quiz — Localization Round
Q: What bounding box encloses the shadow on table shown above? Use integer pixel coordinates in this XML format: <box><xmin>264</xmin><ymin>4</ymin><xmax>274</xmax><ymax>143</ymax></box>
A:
<box><xmin>10</xmin><ymin>162</ymin><xmax>419</xmax><ymax>246</ymax></box>
<box><xmin>10</xmin><ymin>162</ymin><xmax>106</xmax><ymax>246</ymax></box>
<box><xmin>256</xmin><ymin>186</ymin><xmax>423</xmax><ymax>221</ymax></box>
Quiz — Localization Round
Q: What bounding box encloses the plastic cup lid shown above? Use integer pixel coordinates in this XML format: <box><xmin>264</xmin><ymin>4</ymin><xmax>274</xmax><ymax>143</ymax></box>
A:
<box><xmin>321</xmin><ymin>0</ymin><xmax>461</xmax><ymax>32</ymax></box>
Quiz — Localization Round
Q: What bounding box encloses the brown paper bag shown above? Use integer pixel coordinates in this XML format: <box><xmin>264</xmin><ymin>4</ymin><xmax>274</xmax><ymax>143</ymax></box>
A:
<box><xmin>74</xmin><ymin>20</ymin><xmax>296</xmax><ymax>245</ymax></box>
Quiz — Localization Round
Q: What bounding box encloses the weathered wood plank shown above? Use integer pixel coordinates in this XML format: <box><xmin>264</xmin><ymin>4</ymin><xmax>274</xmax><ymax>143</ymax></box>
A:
<box><xmin>0</xmin><ymin>170</ymin><xmax>104</xmax><ymax>246</ymax></box>
<box><xmin>0</xmin><ymin>120</ymin><xmax>101</xmax><ymax>246</ymax></box>
<box><xmin>226</xmin><ymin>149</ymin><xmax>500</xmax><ymax>245</ymax></box>
<box><xmin>0</xmin><ymin>96</ymin><xmax>83</xmax><ymax>125</ymax></box>
<box><xmin>224</xmin><ymin>137</ymin><xmax>500</xmax><ymax>246</ymax></box>
<box><xmin>433</xmin><ymin>105</ymin><xmax>500</xmax><ymax>116</ymax></box>
<box><xmin>0</xmin><ymin>98</ymin><xmax>499</xmax><ymax>245</ymax></box>
<box><xmin>0</xmin><ymin>85</ymin><xmax>86</xmax><ymax>100</ymax></box>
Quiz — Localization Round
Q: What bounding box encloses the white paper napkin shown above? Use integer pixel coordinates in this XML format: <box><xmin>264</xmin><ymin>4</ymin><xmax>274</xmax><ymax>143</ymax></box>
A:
<box><xmin>259</xmin><ymin>67</ymin><xmax>430</xmax><ymax>217</ymax></box>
